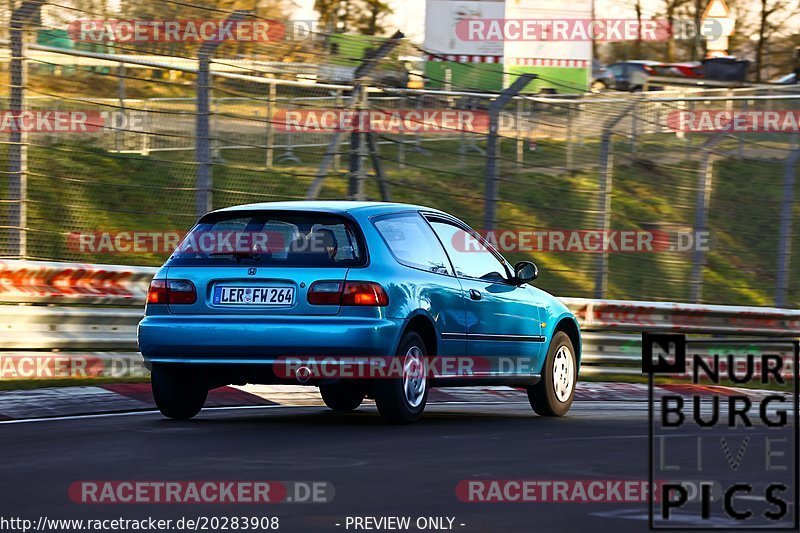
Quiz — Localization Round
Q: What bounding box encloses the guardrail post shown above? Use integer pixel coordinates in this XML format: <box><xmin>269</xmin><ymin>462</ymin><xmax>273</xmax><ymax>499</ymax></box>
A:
<box><xmin>8</xmin><ymin>0</ymin><xmax>45</xmax><ymax>259</ymax></box>
<box><xmin>484</xmin><ymin>74</ymin><xmax>536</xmax><ymax>231</ymax></box>
<box><xmin>776</xmin><ymin>149</ymin><xmax>800</xmax><ymax>307</ymax></box>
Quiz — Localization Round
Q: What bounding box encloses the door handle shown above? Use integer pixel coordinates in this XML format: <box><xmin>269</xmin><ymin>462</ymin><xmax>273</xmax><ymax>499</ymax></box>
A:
<box><xmin>469</xmin><ymin>289</ymin><xmax>482</xmax><ymax>301</ymax></box>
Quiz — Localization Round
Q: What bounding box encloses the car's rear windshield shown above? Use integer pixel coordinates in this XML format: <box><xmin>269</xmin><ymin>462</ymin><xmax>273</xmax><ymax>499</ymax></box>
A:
<box><xmin>166</xmin><ymin>211</ymin><xmax>366</xmax><ymax>267</ymax></box>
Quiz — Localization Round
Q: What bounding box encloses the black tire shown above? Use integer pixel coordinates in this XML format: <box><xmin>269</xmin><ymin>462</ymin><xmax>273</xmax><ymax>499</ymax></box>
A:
<box><xmin>528</xmin><ymin>331</ymin><xmax>577</xmax><ymax>417</ymax></box>
<box><xmin>320</xmin><ymin>384</ymin><xmax>365</xmax><ymax>412</ymax></box>
<box><xmin>374</xmin><ymin>331</ymin><xmax>429</xmax><ymax>424</ymax></box>
<box><xmin>151</xmin><ymin>364</ymin><xmax>208</xmax><ymax>420</ymax></box>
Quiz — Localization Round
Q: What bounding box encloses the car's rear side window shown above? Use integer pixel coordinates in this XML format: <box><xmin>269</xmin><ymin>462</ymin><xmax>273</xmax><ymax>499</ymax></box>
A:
<box><xmin>373</xmin><ymin>213</ymin><xmax>452</xmax><ymax>275</ymax></box>
<box><xmin>166</xmin><ymin>211</ymin><xmax>366</xmax><ymax>267</ymax></box>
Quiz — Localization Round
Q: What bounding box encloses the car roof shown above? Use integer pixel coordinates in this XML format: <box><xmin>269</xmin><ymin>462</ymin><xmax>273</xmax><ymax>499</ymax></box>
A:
<box><xmin>211</xmin><ymin>200</ymin><xmax>448</xmax><ymax>217</ymax></box>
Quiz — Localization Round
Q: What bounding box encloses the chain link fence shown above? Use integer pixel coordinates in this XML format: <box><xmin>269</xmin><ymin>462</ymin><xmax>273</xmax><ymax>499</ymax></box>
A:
<box><xmin>2</xmin><ymin>2</ymin><xmax>800</xmax><ymax>308</ymax></box>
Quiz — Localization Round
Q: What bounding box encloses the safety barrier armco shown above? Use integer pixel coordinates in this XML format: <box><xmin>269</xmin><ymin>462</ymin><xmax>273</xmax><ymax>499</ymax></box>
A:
<box><xmin>0</xmin><ymin>260</ymin><xmax>155</xmax><ymax>305</ymax></box>
<box><xmin>0</xmin><ymin>262</ymin><xmax>799</xmax><ymax>379</ymax></box>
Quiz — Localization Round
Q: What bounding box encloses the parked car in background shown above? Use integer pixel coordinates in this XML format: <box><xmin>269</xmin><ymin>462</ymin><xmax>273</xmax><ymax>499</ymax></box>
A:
<box><xmin>772</xmin><ymin>72</ymin><xmax>797</xmax><ymax>84</ymax></box>
<box><xmin>702</xmin><ymin>57</ymin><xmax>750</xmax><ymax>82</ymax></box>
<box><xmin>653</xmin><ymin>62</ymin><xmax>704</xmax><ymax>78</ymax></box>
<box><xmin>605</xmin><ymin>60</ymin><xmax>663</xmax><ymax>92</ymax></box>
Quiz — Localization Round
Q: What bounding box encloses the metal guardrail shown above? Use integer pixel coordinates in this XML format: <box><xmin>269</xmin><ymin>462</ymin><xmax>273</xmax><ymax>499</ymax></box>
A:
<box><xmin>566</xmin><ymin>297</ymin><xmax>800</xmax><ymax>336</ymax></box>
<box><xmin>0</xmin><ymin>260</ymin><xmax>154</xmax><ymax>305</ymax></box>
<box><xmin>1</xmin><ymin>262</ymin><xmax>799</xmax><ymax>380</ymax></box>
<box><xmin>0</xmin><ymin>306</ymin><xmax>140</xmax><ymax>350</ymax></box>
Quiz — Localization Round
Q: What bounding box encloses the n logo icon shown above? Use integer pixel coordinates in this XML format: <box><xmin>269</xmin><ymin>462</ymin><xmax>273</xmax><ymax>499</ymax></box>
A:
<box><xmin>642</xmin><ymin>333</ymin><xmax>686</xmax><ymax>374</ymax></box>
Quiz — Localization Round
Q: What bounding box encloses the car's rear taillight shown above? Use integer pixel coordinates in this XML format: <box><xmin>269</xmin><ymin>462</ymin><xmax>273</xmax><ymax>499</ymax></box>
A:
<box><xmin>307</xmin><ymin>281</ymin><xmax>343</xmax><ymax>305</ymax></box>
<box><xmin>147</xmin><ymin>280</ymin><xmax>168</xmax><ymax>304</ymax></box>
<box><xmin>342</xmin><ymin>282</ymin><xmax>389</xmax><ymax>306</ymax></box>
<box><xmin>307</xmin><ymin>280</ymin><xmax>388</xmax><ymax>306</ymax></box>
<box><xmin>147</xmin><ymin>279</ymin><xmax>196</xmax><ymax>305</ymax></box>
<box><xmin>166</xmin><ymin>280</ymin><xmax>197</xmax><ymax>304</ymax></box>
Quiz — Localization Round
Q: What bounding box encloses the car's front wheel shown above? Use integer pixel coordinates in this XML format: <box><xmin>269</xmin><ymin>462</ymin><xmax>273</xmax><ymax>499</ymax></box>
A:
<box><xmin>528</xmin><ymin>331</ymin><xmax>577</xmax><ymax>416</ymax></box>
<box><xmin>151</xmin><ymin>364</ymin><xmax>208</xmax><ymax>420</ymax></box>
<box><xmin>374</xmin><ymin>331</ymin><xmax>429</xmax><ymax>424</ymax></box>
<box><xmin>320</xmin><ymin>384</ymin><xmax>365</xmax><ymax>412</ymax></box>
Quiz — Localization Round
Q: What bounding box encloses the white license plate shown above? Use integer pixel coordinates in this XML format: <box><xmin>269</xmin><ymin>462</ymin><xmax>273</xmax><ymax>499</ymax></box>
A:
<box><xmin>213</xmin><ymin>286</ymin><xmax>295</xmax><ymax>305</ymax></box>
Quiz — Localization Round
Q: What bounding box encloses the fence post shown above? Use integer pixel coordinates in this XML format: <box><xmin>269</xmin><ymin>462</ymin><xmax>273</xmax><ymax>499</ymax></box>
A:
<box><xmin>739</xmin><ymin>98</ymin><xmax>748</xmax><ymax>159</ymax></box>
<box><xmin>307</xmin><ymin>31</ymin><xmax>404</xmax><ymax>199</ymax></box>
<box><xmin>115</xmin><ymin>63</ymin><xmax>126</xmax><ymax>153</ymax></box>
<box><xmin>195</xmin><ymin>10</ymin><xmax>249</xmax><ymax>217</ymax></box>
<box><xmin>266</xmin><ymin>82</ymin><xmax>276</xmax><ymax>168</ymax></box>
<box><xmin>776</xmin><ymin>149</ymin><xmax>800</xmax><ymax>307</ymax></box>
<box><xmin>141</xmin><ymin>101</ymin><xmax>150</xmax><ymax>156</ymax></box>
<box><xmin>690</xmin><ymin>153</ymin><xmax>716</xmax><ymax>304</ymax></box>
<box><xmin>397</xmin><ymin>94</ymin><xmax>406</xmax><ymax>170</ymax></box>
<box><xmin>594</xmin><ymin>130</ymin><xmax>614</xmax><ymax>299</ymax></box>
<box><xmin>566</xmin><ymin>102</ymin><xmax>574</xmax><ymax>173</ymax></box>
<box><xmin>516</xmin><ymin>98</ymin><xmax>524</xmax><ymax>169</ymax></box>
<box><xmin>630</xmin><ymin>100</ymin><xmax>638</xmax><ymax>156</ymax></box>
<box><xmin>349</xmin><ymin>89</ymin><xmax>369</xmax><ymax>200</ymax></box>
<box><xmin>484</xmin><ymin>74</ymin><xmax>536</xmax><ymax>232</ymax></box>
<box><xmin>195</xmin><ymin>53</ymin><xmax>213</xmax><ymax>217</ymax></box>
<box><xmin>8</xmin><ymin>1</ymin><xmax>45</xmax><ymax>259</ymax></box>
<box><xmin>334</xmin><ymin>88</ymin><xmax>342</xmax><ymax>172</ymax></box>
<box><xmin>592</xmin><ymin>103</ymin><xmax>637</xmax><ymax>299</ymax></box>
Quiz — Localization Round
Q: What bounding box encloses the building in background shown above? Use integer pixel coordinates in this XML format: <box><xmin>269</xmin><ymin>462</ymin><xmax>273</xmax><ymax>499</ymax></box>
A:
<box><xmin>423</xmin><ymin>0</ymin><xmax>592</xmax><ymax>93</ymax></box>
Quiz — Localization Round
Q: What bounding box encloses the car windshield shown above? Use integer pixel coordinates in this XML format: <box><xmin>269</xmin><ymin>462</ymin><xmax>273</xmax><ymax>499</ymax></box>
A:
<box><xmin>166</xmin><ymin>211</ymin><xmax>365</xmax><ymax>267</ymax></box>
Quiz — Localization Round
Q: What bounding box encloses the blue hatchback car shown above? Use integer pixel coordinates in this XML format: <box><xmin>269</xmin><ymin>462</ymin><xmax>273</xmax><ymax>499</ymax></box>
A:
<box><xmin>138</xmin><ymin>201</ymin><xmax>581</xmax><ymax>423</ymax></box>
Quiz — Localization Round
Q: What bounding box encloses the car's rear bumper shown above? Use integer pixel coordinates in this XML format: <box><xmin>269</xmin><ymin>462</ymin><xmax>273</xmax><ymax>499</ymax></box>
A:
<box><xmin>138</xmin><ymin>315</ymin><xmax>406</xmax><ymax>365</ymax></box>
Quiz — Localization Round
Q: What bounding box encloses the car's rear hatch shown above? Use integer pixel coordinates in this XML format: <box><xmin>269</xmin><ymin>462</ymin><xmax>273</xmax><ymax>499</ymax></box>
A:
<box><xmin>163</xmin><ymin>210</ymin><xmax>366</xmax><ymax>316</ymax></box>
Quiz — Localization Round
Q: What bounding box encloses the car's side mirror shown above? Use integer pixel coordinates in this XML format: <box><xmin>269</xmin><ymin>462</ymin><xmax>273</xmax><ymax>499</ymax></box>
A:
<box><xmin>513</xmin><ymin>261</ymin><xmax>538</xmax><ymax>285</ymax></box>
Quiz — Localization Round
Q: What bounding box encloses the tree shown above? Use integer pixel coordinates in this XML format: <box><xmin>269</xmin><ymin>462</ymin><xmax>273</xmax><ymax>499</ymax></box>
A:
<box><xmin>661</xmin><ymin>0</ymin><xmax>691</xmax><ymax>62</ymax></box>
<box><xmin>753</xmin><ymin>0</ymin><xmax>800</xmax><ymax>81</ymax></box>
<box><xmin>356</xmin><ymin>0</ymin><xmax>393</xmax><ymax>36</ymax></box>
<box><xmin>314</xmin><ymin>0</ymin><xmax>393</xmax><ymax>35</ymax></box>
<box><xmin>690</xmin><ymin>0</ymin><xmax>704</xmax><ymax>61</ymax></box>
<box><xmin>314</xmin><ymin>0</ymin><xmax>341</xmax><ymax>32</ymax></box>
<box><xmin>630</xmin><ymin>0</ymin><xmax>644</xmax><ymax>58</ymax></box>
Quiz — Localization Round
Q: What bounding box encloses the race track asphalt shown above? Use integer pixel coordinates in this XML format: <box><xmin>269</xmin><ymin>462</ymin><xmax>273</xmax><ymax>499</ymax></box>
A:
<box><xmin>0</xmin><ymin>400</ymin><xmax>794</xmax><ymax>533</ymax></box>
